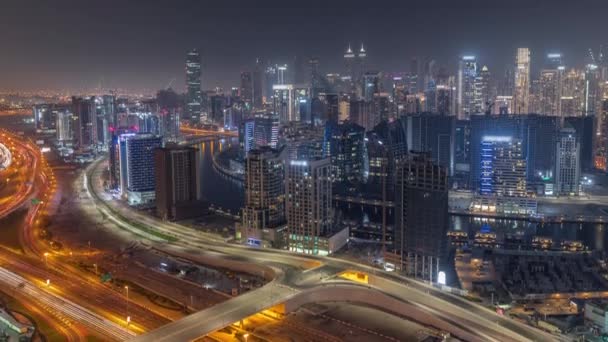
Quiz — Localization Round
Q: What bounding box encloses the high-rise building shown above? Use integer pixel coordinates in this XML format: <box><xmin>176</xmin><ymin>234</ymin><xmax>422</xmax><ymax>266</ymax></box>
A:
<box><xmin>72</xmin><ymin>97</ymin><xmax>97</xmax><ymax>150</ymax></box>
<box><xmin>478</xmin><ymin>66</ymin><xmax>492</xmax><ymax>113</ymax></box>
<box><xmin>393</xmin><ymin>153</ymin><xmax>449</xmax><ymax>281</ymax></box>
<box><xmin>33</xmin><ymin>104</ymin><xmax>57</xmax><ymax>132</ymax></box>
<box><xmin>240</xmin><ymin>71</ymin><xmax>254</xmax><ymax>107</ymax></box>
<box><xmin>404</xmin><ymin>114</ymin><xmax>455</xmax><ymax>176</ymax></box>
<box><xmin>117</xmin><ymin>133</ymin><xmax>163</xmax><ymax>205</ymax></box>
<box><xmin>343</xmin><ymin>44</ymin><xmax>355</xmax><ymax>89</ymax></box>
<box><xmin>514</xmin><ymin>48</ymin><xmax>531</xmax><ymax>114</ymax></box>
<box><xmin>555</xmin><ymin>126</ymin><xmax>580</xmax><ymax>196</ymax></box>
<box><xmin>286</xmin><ymin>158</ymin><xmax>335</xmax><ymax>255</ymax></box>
<box><xmin>273</xmin><ymin>84</ymin><xmax>310</xmax><ymax>124</ymax></box>
<box><xmin>565</xmin><ymin>115</ymin><xmax>595</xmax><ymax>171</ymax></box>
<box><xmin>323</xmin><ymin>121</ymin><xmax>366</xmax><ymax>183</ymax></box>
<box><xmin>584</xmin><ymin>63</ymin><xmax>600</xmax><ymax>116</ymax></box>
<box><xmin>540</xmin><ymin>53</ymin><xmax>565</xmax><ymax>116</ymax></box>
<box><xmin>362</xmin><ymin>71</ymin><xmax>380</xmax><ymax>101</ymax></box>
<box><xmin>457</xmin><ymin>56</ymin><xmax>478</xmax><ymax>119</ymax></box>
<box><xmin>185</xmin><ymin>49</ymin><xmax>202</xmax><ymax>123</ymax></box>
<box><xmin>155</xmin><ymin>146</ymin><xmax>202</xmax><ymax>220</ymax></box>
<box><xmin>479</xmin><ymin>136</ymin><xmax>527</xmax><ymax>197</ymax></box>
<box><xmin>240</xmin><ymin>147</ymin><xmax>286</xmax><ymax>248</ymax></box>
<box><xmin>55</xmin><ymin>108</ymin><xmax>73</xmax><ymax>142</ymax></box>
<box><xmin>252</xmin><ymin>59</ymin><xmax>263</xmax><ymax>109</ymax></box>
<box><xmin>366</xmin><ymin>119</ymin><xmax>408</xmax><ymax>198</ymax></box>
<box><xmin>264</xmin><ymin>65</ymin><xmax>277</xmax><ymax>103</ymax></box>
<box><xmin>242</xmin><ymin>115</ymin><xmax>279</xmax><ymax>154</ymax></box>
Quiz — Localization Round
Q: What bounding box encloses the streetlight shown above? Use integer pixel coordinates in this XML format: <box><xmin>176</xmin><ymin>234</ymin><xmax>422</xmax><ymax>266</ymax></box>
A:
<box><xmin>43</xmin><ymin>252</ymin><xmax>49</xmax><ymax>268</ymax></box>
<box><xmin>243</xmin><ymin>333</ymin><xmax>249</xmax><ymax>342</ymax></box>
<box><xmin>125</xmin><ymin>285</ymin><xmax>129</xmax><ymax>322</ymax></box>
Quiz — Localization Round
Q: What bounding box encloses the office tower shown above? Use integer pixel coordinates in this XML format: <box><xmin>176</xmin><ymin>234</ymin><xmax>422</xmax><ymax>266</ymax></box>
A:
<box><xmin>241</xmin><ymin>147</ymin><xmax>286</xmax><ymax>248</ymax></box>
<box><xmin>366</xmin><ymin>119</ymin><xmax>408</xmax><ymax>198</ymax></box>
<box><xmin>210</xmin><ymin>94</ymin><xmax>227</xmax><ymax>125</ymax></box>
<box><xmin>264</xmin><ymin>65</ymin><xmax>277</xmax><ymax>103</ymax></box>
<box><xmin>480</xmin><ymin>136</ymin><xmax>527</xmax><ymax>197</ymax></box>
<box><xmin>539</xmin><ymin>54</ymin><xmax>565</xmax><ymax>116</ymax></box>
<box><xmin>565</xmin><ymin>115</ymin><xmax>595</xmax><ymax>171</ymax></box>
<box><xmin>273</xmin><ymin>84</ymin><xmax>310</xmax><ymax>124</ymax></box>
<box><xmin>72</xmin><ymin>97</ymin><xmax>97</xmax><ymax>150</ymax></box>
<box><xmin>286</xmin><ymin>158</ymin><xmax>333</xmax><ymax>255</ymax></box>
<box><xmin>156</xmin><ymin>89</ymin><xmax>181</xmax><ymax>142</ymax></box>
<box><xmin>435</xmin><ymin>84</ymin><xmax>454</xmax><ymax>115</ymax></box>
<box><xmin>596</xmin><ymin>99</ymin><xmax>608</xmax><ymax>170</ymax></box>
<box><xmin>393</xmin><ymin>153</ymin><xmax>449</xmax><ymax>281</ymax></box>
<box><xmin>372</xmin><ymin>93</ymin><xmax>390</xmax><ymax>126</ymax></box>
<box><xmin>323</xmin><ymin>121</ymin><xmax>366</xmax><ymax>183</ymax></box>
<box><xmin>117</xmin><ymin>133</ymin><xmax>163</xmax><ymax>205</ymax></box>
<box><xmin>514</xmin><ymin>48</ymin><xmax>531</xmax><ymax>114</ymax></box>
<box><xmin>404</xmin><ymin>114</ymin><xmax>455</xmax><ymax>176</ymax></box>
<box><xmin>252</xmin><ymin>59</ymin><xmax>263</xmax><ymax>109</ymax></box>
<box><xmin>155</xmin><ymin>146</ymin><xmax>202</xmax><ymax>220</ymax></box>
<box><xmin>408</xmin><ymin>57</ymin><xmax>419</xmax><ymax>94</ymax></box>
<box><xmin>344</xmin><ymin>44</ymin><xmax>355</xmax><ymax>88</ymax></box>
<box><xmin>392</xmin><ymin>76</ymin><xmax>407</xmax><ymax>115</ymax></box>
<box><xmin>294</xmin><ymin>86</ymin><xmax>312</xmax><ymax>124</ymax></box>
<box><xmin>309</xmin><ymin>57</ymin><xmax>321</xmax><ymax>97</ymax></box>
<box><xmin>273</xmin><ymin>84</ymin><xmax>294</xmax><ymax>123</ymax></box>
<box><xmin>478</xmin><ymin>66</ymin><xmax>492</xmax><ymax>113</ymax></box>
<box><xmin>240</xmin><ymin>71</ymin><xmax>253</xmax><ymax>107</ymax></box>
<box><xmin>338</xmin><ymin>98</ymin><xmax>350</xmax><ymax>122</ymax></box>
<box><xmin>242</xmin><ymin>116</ymin><xmax>279</xmax><ymax>154</ymax></box>
<box><xmin>561</xmin><ymin>68</ymin><xmax>585</xmax><ymax>116</ymax></box>
<box><xmin>55</xmin><ymin>108</ymin><xmax>73</xmax><ymax>142</ymax></box>
<box><xmin>362</xmin><ymin>71</ymin><xmax>380</xmax><ymax>101</ymax></box>
<box><xmin>457</xmin><ymin>56</ymin><xmax>478</xmax><ymax>119</ymax></box>
<box><xmin>277</xmin><ymin>65</ymin><xmax>287</xmax><ymax>85</ymax></box>
<box><xmin>524</xmin><ymin>115</ymin><xmax>559</xmax><ymax>183</ymax></box>
<box><xmin>469</xmin><ymin>114</ymin><xmax>523</xmax><ymax>189</ymax></box>
<box><xmin>350</xmin><ymin>99</ymin><xmax>374</xmax><ymax>131</ymax></box>
<box><xmin>453</xmin><ymin>119</ymin><xmax>471</xmax><ymax>188</ymax></box>
<box><xmin>321</xmin><ymin>93</ymin><xmax>339</xmax><ymax>123</ymax></box>
<box><xmin>185</xmin><ymin>49</ymin><xmax>202</xmax><ymax>123</ymax></box>
<box><xmin>555</xmin><ymin>126</ymin><xmax>580</xmax><ymax>196</ymax></box>
<box><xmin>33</xmin><ymin>104</ymin><xmax>57</xmax><ymax>132</ymax></box>
<box><xmin>584</xmin><ymin>64</ymin><xmax>600</xmax><ymax>116</ymax></box>
<box><xmin>92</xmin><ymin>96</ymin><xmax>110</xmax><ymax>149</ymax></box>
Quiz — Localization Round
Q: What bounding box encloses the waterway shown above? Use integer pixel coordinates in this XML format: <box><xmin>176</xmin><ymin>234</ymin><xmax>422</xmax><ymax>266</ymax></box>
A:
<box><xmin>193</xmin><ymin>138</ymin><xmax>608</xmax><ymax>253</ymax></box>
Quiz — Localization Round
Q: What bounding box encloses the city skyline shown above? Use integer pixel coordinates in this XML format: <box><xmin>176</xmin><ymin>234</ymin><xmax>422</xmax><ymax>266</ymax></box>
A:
<box><xmin>1</xmin><ymin>0</ymin><xmax>608</xmax><ymax>93</ymax></box>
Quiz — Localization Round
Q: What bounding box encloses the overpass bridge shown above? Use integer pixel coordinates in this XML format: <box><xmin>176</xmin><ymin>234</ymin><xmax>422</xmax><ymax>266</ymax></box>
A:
<box><xmin>82</xmin><ymin>158</ymin><xmax>563</xmax><ymax>342</ymax></box>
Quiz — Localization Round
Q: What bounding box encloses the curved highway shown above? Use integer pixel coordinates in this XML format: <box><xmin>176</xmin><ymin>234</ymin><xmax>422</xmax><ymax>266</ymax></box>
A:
<box><xmin>82</xmin><ymin>157</ymin><xmax>562</xmax><ymax>342</ymax></box>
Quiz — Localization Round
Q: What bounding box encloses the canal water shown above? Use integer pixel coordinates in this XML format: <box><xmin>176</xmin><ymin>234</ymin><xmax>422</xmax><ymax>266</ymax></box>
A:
<box><xmin>194</xmin><ymin>138</ymin><xmax>608</xmax><ymax>252</ymax></box>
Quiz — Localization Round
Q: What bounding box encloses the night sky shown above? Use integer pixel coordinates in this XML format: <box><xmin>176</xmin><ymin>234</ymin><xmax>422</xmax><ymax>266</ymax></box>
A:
<box><xmin>1</xmin><ymin>0</ymin><xmax>607</xmax><ymax>93</ymax></box>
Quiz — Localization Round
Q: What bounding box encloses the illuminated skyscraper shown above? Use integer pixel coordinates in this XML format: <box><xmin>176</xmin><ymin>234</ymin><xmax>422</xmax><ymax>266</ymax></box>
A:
<box><xmin>555</xmin><ymin>126</ymin><xmax>580</xmax><ymax>196</ymax></box>
<box><xmin>286</xmin><ymin>158</ymin><xmax>333</xmax><ymax>255</ymax></box>
<box><xmin>252</xmin><ymin>58</ymin><xmax>263</xmax><ymax>109</ymax></box>
<box><xmin>478</xmin><ymin>66</ymin><xmax>492</xmax><ymax>113</ymax></box>
<box><xmin>514</xmin><ymin>48</ymin><xmax>531</xmax><ymax>114</ymax></box>
<box><xmin>185</xmin><ymin>49</ymin><xmax>202</xmax><ymax>123</ymax></box>
<box><xmin>72</xmin><ymin>97</ymin><xmax>97</xmax><ymax>150</ymax></box>
<box><xmin>540</xmin><ymin>53</ymin><xmax>564</xmax><ymax>116</ymax></box>
<box><xmin>344</xmin><ymin>44</ymin><xmax>355</xmax><ymax>91</ymax></box>
<box><xmin>240</xmin><ymin>71</ymin><xmax>253</xmax><ymax>106</ymax></box>
<box><xmin>457</xmin><ymin>55</ymin><xmax>478</xmax><ymax>119</ymax></box>
<box><xmin>241</xmin><ymin>147</ymin><xmax>286</xmax><ymax>248</ymax></box>
<box><xmin>480</xmin><ymin>136</ymin><xmax>526</xmax><ymax>197</ymax></box>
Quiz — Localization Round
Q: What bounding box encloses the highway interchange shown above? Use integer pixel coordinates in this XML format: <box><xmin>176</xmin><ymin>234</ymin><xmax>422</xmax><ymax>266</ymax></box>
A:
<box><xmin>0</xmin><ymin>128</ymin><xmax>565</xmax><ymax>341</ymax></box>
<box><xmin>83</xmin><ymin>156</ymin><xmax>563</xmax><ymax>342</ymax></box>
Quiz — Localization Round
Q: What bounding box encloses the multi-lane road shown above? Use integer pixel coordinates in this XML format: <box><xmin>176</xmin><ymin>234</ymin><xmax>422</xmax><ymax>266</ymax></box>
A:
<box><xmin>83</xmin><ymin>157</ymin><xmax>562</xmax><ymax>342</ymax></box>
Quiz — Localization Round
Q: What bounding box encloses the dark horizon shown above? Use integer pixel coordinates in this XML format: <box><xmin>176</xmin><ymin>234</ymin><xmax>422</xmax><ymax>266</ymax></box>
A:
<box><xmin>1</xmin><ymin>0</ymin><xmax>607</xmax><ymax>93</ymax></box>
